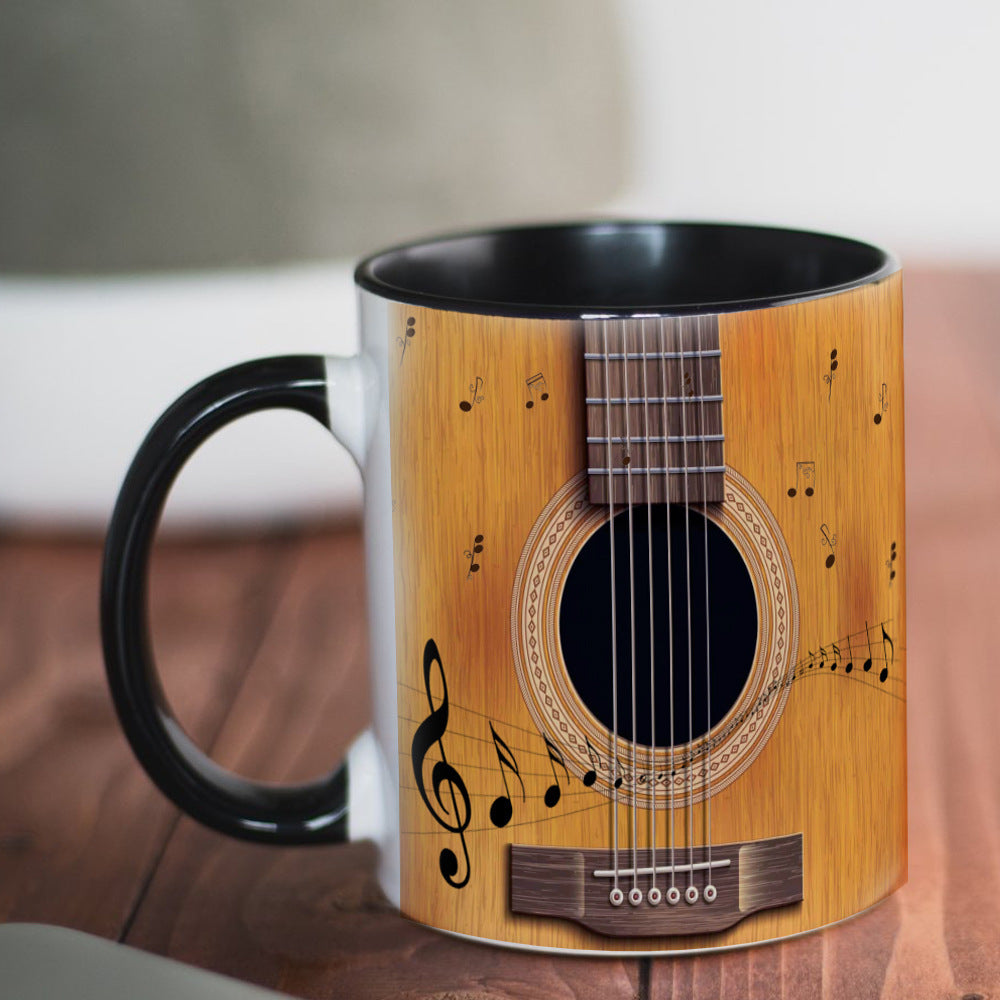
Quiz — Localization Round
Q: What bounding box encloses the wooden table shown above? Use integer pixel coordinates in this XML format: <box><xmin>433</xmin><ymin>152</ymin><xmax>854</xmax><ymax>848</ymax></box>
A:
<box><xmin>1</xmin><ymin>270</ymin><xmax>998</xmax><ymax>999</ymax></box>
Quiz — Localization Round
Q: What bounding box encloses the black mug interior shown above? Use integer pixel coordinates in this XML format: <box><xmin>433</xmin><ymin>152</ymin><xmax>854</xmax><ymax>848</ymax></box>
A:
<box><xmin>355</xmin><ymin>221</ymin><xmax>895</xmax><ymax>318</ymax></box>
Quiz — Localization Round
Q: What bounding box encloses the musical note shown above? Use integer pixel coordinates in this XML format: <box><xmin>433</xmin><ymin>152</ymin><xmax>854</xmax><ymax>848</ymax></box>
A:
<box><xmin>830</xmin><ymin>643</ymin><xmax>841</xmax><ymax>672</ymax></box>
<box><xmin>879</xmin><ymin>624</ymin><xmax>894</xmax><ymax>683</ymax></box>
<box><xmin>844</xmin><ymin>635</ymin><xmax>854</xmax><ymax>673</ymax></box>
<box><xmin>820</xmin><ymin>523</ymin><xmax>837</xmax><ymax>568</ymax></box>
<box><xmin>488</xmin><ymin>723</ymin><xmax>525</xmax><ymax>828</ymax></box>
<box><xmin>823</xmin><ymin>348</ymin><xmax>838</xmax><ymax>399</ymax></box>
<box><xmin>874</xmin><ymin>382</ymin><xmax>889</xmax><ymax>424</ymax></box>
<box><xmin>459</xmin><ymin>375</ymin><xmax>485</xmax><ymax>412</ymax></box>
<box><xmin>863</xmin><ymin>621</ymin><xmax>874</xmax><ymax>673</ymax></box>
<box><xmin>464</xmin><ymin>534</ymin><xmax>484</xmax><ymax>579</ymax></box>
<box><xmin>582</xmin><ymin>736</ymin><xmax>601</xmax><ymax>787</ymax></box>
<box><xmin>525</xmin><ymin>373</ymin><xmax>550</xmax><ymax>408</ymax></box>
<box><xmin>787</xmin><ymin>460</ymin><xmax>816</xmax><ymax>498</ymax></box>
<box><xmin>887</xmin><ymin>540</ymin><xmax>898</xmax><ymax>584</ymax></box>
<box><xmin>410</xmin><ymin>639</ymin><xmax>472</xmax><ymax>889</ymax></box>
<box><xmin>396</xmin><ymin>316</ymin><xmax>416</xmax><ymax>366</ymax></box>
<box><xmin>543</xmin><ymin>734</ymin><xmax>570</xmax><ymax>807</ymax></box>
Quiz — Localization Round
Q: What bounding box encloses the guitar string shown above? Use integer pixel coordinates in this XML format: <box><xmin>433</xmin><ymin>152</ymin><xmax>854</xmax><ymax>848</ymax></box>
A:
<box><xmin>660</xmin><ymin>315</ymin><xmax>677</xmax><ymax>895</ymax></box>
<box><xmin>622</xmin><ymin>318</ymin><xmax>640</xmax><ymax>899</ymax></box>
<box><xmin>641</xmin><ymin>318</ymin><xmax>657</xmax><ymax>899</ymax></box>
<box><xmin>697</xmin><ymin>314</ymin><xmax>714</xmax><ymax>893</ymax></box>
<box><xmin>603</xmin><ymin>319</ymin><xmax>621</xmax><ymax>898</ymax></box>
<box><xmin>680</xmin><ymin>315</ymin><xmax>695</xmax><ymax>893</ymax></box>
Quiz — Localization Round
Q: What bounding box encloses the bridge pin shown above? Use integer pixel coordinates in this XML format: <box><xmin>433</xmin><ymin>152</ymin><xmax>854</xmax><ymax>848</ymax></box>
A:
<box><xmin>704</xmin><ymin>884</ymin><xmax>718</xmax><ymax>903</ymax></box>
<box><xmin>647</xmin><ymin>886</ymin><xmax>662</xmax><ymax>906</ymax></box>
<box><xmin>609</xmin><ymin>887</ymin><xmax>625</xmax><ymax>907</ymax></box>
<box><xmin>685</xmin><ymin>885</ymin><xmax>700</xmax><ymax>904</ymax></box>
<box><xmin>628</xmin><ymin>887</ymin><xmax>643</xmax><ymax>907</ymax></box>
<box><xmin>666</xmin><ymin>886</ymin><xmax>681</xmax><ymax>905</ymax></box>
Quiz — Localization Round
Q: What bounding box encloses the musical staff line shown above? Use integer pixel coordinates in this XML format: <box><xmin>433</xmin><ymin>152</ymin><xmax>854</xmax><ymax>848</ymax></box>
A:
<box><xmin>398</xmin><ymin>714</ymin><xmax>556</xmax><ymax>760</ymax></box>
<box><xmin>400</xmin><ymin>798</ymin><xmax>609</xmax><ymax>836</ymax></box>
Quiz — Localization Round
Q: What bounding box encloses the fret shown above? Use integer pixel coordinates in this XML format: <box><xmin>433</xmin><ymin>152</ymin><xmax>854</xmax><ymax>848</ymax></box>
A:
<box><xmin>588</xmin><ymin>466</ymin><xmax>726</xmax><ymax>475</ymax></box>
<box><xmin>583</xmin><ymin>315</ymin><xmax>724</xmax><ymax>505</ymax></box>
<box><xmin>586</xmin><ymin>394</ymin><xmax>723</xmax><ymax>405</ymax></box>
<box><xmin>583</xmin><ymin>350</ymin><xmax>722</xmax><ymax>360</ymax></box>
<box><xmin>586</xmin><ymin>435</ymin><xmax>724</xmax><ymax>444</ymax></box>
<box><xmin>587</xmin><ymin>441</ymin><xmax>724</xmax><ymax>483</ymax></box>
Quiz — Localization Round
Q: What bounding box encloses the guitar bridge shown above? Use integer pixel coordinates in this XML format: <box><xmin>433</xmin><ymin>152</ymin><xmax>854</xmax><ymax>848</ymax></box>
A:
<box><xmin>510</xmin><ymin>834</ymin><xmax>802</xmax><ymax>937</ymax></box>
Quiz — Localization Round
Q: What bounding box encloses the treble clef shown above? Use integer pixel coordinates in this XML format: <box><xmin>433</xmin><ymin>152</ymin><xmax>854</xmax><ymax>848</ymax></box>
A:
<box><xmin>410</xmin><ymin>639</ymin><xmax>472</xmax><ymax>889</ymax></box>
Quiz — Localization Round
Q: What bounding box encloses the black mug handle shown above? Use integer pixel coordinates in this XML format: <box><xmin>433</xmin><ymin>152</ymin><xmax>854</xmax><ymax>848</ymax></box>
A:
<box><xmin>101</xmin><ymin>355</ymin><xmax>348</xmax><ymax>844</ymax></box>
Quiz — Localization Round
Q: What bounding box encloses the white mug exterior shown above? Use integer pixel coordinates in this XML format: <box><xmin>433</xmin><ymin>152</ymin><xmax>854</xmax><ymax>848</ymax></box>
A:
<box><xmin>335</xmin><ymin>289</ymin><xmax>400</xmax><ymax>908</ymax></box>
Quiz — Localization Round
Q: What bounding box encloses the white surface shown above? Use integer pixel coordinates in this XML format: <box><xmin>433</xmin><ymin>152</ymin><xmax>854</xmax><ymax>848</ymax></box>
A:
<box><xmin>0</xmin><ymin>923</ymin><xmax>290</xmax><ymax>1000</ymax></box>
<box><xmin>611</xmin><ymin>0</ymin><xmax>1000</xmax><ymax>262</ymax></box>
<box><xmin>0</xmin><ymin>262</ymin><xmax>360</xmax><ymax>528</ymax></box>
<box><xmin>355</xmin><ymin>289</ymin><xmax>401</xmax><ymax>907</ymax></box>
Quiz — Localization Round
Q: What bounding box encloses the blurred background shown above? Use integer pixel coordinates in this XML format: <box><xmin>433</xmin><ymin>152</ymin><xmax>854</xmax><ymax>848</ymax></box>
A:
<box><xmin>1</xmin><ymin>0</ymin><xmax>998</xmax><ymax>531</ymax></box>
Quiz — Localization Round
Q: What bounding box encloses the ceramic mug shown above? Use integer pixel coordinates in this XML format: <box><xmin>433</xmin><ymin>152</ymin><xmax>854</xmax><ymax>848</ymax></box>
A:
<box><xmin>102</xmin><ymin>221</ymin><xmax>906</xmax><ymax>954</ymax></box>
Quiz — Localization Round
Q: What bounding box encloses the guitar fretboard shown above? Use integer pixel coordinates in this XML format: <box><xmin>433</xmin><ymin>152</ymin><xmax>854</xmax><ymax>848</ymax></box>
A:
<box><xmin>584</xmin><ymin>315</ymin><xmax>723</xmax><ymax>505</ymax></box>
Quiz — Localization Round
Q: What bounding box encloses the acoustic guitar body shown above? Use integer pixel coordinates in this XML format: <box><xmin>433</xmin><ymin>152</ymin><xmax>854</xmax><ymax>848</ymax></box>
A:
<box><xmin>388</xmin><ymin>272</ymin><xmax>905</xmax><ymax>954</ymax></box>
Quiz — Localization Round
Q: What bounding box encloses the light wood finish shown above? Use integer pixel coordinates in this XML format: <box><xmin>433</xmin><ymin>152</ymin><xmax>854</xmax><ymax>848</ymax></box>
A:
<box><xmin>2</xmin><ymin>268</ymin><xmax>997</xmax><ymax>997</ymax></box>
<box><xmin>389</xmin><ymin>272</ymin><xmax>906</xmax><ymax>951</ymax></box>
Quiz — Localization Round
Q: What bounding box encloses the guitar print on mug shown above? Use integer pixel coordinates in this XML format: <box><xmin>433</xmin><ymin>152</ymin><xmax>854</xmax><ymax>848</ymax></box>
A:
<box><xmin>390</xmin><ymin>238</ymin><xmax>904</xmax><ymax>952</ymax></box>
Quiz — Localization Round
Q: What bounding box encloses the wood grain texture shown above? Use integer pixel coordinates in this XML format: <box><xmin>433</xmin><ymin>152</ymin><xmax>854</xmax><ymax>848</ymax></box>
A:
<box><xmin>0</xmin><ymin>535</ymin><xmax>290</xmax><ymax>936</ymax></box>
<box><xmin>0</xmin><ymin>268</ymin><xmax>997</xmax><ymax>997</ymax></box>
<box><xmin>390</xmin><ymin>274</ymin><xmax>906</xmax><ymax>951</ymax></box>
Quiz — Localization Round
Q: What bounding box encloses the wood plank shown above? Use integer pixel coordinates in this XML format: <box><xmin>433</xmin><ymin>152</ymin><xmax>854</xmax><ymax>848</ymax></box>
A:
<box><xmin>124</xmin><ymin>530</ymin><xmax>639</xmax><ymax>997</ymax></box>
<box><xmin>0</xmin><ymin>534</ymin><xmax>296</xmax><ymax>938</ymax></box>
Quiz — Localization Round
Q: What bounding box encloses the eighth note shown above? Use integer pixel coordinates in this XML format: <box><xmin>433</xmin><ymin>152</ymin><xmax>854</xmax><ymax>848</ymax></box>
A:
<box><xmin>459</xmin><ymin>375</ymin><xmax>485</xmax><ymax>412</ymax></box>
<box><xmin>879</xmin><ymin>623</ymin><xmax>894</xmax><ymax>683</ymax></box>
<box><xmin>488</xmin><ymin>723</ymin><xmax>525</xmax><ymax>828</ymax></box>
<box><xmin>542</xmin><ymin>734</ymin><xmax>570</xmax><ymax>808</ymax></box>
<box><xmin>874</xmin><ymin>382</ymin><xmax>889</xmax><ymax>424</ymax></box>
<box><xmin>787</xmin><ymin>460</ymin><xmax>816</xmax><ymax>498</ymax></box>
<box><xmin>820</xmin><ymin>523</ymin><xmax>837</xmax><ymax>568</ymax></box>
<box><xmin>582</xmin><ymin>735</ymin><xmax>601</xmax><ymax>787</ymax></box>
<box><xmin>525</xmin><ymin>372</ymin><xmax>550</xmax><ymax>408</ymax></box>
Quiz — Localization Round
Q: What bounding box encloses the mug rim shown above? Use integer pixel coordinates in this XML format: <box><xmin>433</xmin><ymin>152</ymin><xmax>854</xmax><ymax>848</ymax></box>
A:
<box><xmin>354</xmin><ymin>219</ymin><xmax>899</xmax><ymax>319</ymax></box>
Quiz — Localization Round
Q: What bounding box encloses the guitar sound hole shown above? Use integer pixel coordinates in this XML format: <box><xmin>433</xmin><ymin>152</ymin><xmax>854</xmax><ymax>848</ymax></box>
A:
<box><xmin>559</xmin><ymin>506</ymin><xmax>757</xmax><ymax>748</ymax></box>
